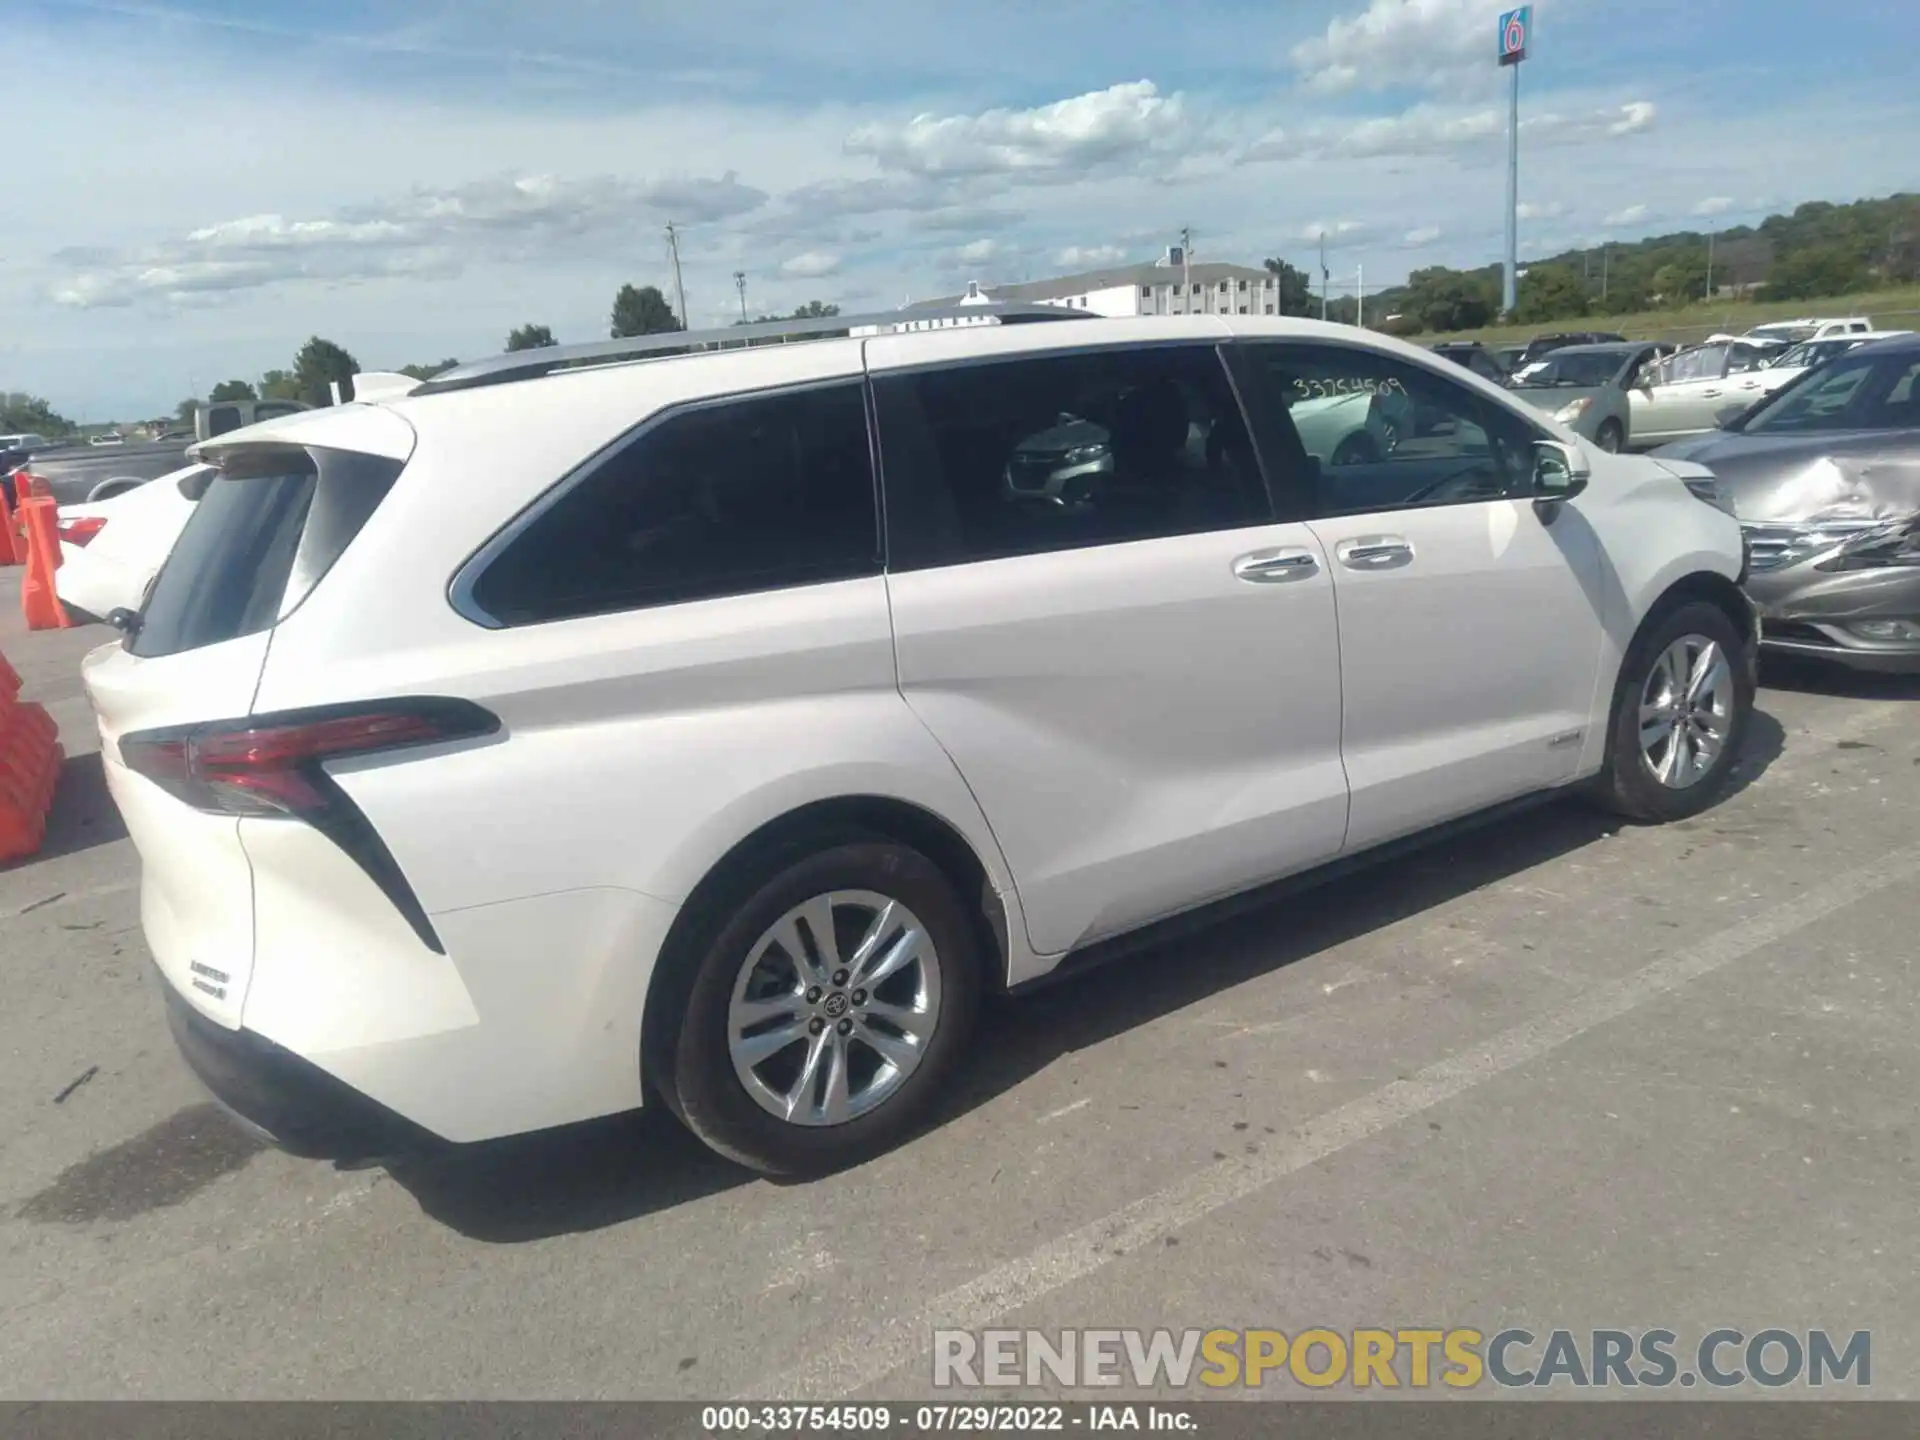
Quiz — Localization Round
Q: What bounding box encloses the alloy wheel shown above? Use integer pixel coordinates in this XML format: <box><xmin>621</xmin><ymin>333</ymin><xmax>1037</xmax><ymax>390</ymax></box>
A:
<box><xmin>727</xmin><ymin>890</ymin><xmax>943</xmax><ymax>1127</ymax></box>
<box><xmin>1639</xmin><ymin>634</ymin><xmax>1735</xmax><ymax>789</ymax></box>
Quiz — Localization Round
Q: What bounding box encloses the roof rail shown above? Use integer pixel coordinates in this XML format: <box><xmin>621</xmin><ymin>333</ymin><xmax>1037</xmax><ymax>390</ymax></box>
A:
<box><xmin>410</xmin><ymin>302</ymin><xmax>1095</xmax><ymax>396</ymax></box>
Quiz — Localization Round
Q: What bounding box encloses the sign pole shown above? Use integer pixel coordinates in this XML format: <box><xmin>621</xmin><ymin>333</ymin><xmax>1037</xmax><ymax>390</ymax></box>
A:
<box><xmin>1498</xmin><ymin>6</ymin><xmax>1530</xmax><ymax>318</ymax></box>
<box><xmin>1503</xmin><ymin>58</ymin><xmax>1519</xmax><ymax>316</ymax></box>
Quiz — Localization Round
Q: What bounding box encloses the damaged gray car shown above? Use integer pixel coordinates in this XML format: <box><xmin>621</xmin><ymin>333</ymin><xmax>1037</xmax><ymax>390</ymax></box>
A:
<box><xmin>1655</xmin><ymin>333</ymin><xmax>1920</xmax><ymax>673</ymax></box>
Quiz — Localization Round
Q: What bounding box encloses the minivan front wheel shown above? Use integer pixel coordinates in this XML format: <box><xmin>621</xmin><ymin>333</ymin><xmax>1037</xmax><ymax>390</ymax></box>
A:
<box><xmin>1590</xmin><ymin>600</ymin><xmax>1752</xmax><ymax>822</ymax></box>
<box><xmin>665</xmin><ymin>840</ymin><xmax>981</xmax><ymax>1175</ymax></box>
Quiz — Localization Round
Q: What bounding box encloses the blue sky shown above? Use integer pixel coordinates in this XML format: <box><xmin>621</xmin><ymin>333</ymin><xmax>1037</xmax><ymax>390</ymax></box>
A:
<box><xmin>9</xmin><ymin>0</ymin><xmax>1919</xmax><ymax>417</ymax></box>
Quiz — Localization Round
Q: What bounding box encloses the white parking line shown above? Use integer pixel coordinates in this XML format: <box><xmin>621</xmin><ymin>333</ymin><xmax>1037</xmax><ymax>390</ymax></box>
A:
<box><xmin>755</xmin><ymin>841</ymin><xmax>1920</xmax><ymax>1402</ymax></box>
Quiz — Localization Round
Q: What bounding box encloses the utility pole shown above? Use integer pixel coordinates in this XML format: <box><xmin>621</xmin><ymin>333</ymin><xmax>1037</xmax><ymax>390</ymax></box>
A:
<box><xmin>1356</xmin><ymin>262</ymin><xmax>1364</xmax><ymax>328</ymax></box>
<box><xmin>734</xmin><ymin>270</ymin><xmax>747</xmax><ymax>322</ymax></box>
<box><xmin>1319</xmin><ymin>232</ymin><xmax>1329</xmax><ymax>322</ymax></box>
<box><xmin>1601</xmin><ymin>244</ymin><xmax>1610</xmax><ymax>302</ymax></box>
<box><xmin>1704</xmin><ymin>230</ymin><xmax>1715</xmax><ymax>303</ymax></box>
<box><xmin>664</xmin><ymin>223</ymin><xmax>689</xmax><ymax>330</ymax></box>
<box><xmin>1180</xmin><ymin>226</ymin><xmax>1192</xmax><ymax>311</ymax></box>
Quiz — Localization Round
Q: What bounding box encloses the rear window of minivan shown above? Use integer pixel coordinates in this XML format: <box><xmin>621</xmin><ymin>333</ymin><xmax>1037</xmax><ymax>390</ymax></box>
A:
<box><xmin>130</xmin><ymin>446</ymin><xmax>401</xmax><ymax>659</ymax></box>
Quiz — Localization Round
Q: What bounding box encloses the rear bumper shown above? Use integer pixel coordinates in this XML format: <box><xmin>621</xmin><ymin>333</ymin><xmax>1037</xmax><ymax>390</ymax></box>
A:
<box><xmin>162</xmin><ymin>974</ymin><xmax>444</xmax><ymax>1162</ymax></box>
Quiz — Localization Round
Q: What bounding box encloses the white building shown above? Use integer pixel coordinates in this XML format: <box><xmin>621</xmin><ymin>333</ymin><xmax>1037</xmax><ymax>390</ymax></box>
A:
<box><xmin>912</xmin><ymin>247</ymin><xmax>1285</xmax><ymax>320</ymax></box>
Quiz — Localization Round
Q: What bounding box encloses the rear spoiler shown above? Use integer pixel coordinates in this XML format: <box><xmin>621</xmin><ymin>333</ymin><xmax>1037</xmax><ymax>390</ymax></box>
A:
<box><xmin>190</xmin><ymin>404</ymin><xmax>417</xmax><ymax>468</ymax></box>
<box><xmin>332</xmin><ymin>372</ymin><xmax>424</xmax><ymax>405</ymax></box>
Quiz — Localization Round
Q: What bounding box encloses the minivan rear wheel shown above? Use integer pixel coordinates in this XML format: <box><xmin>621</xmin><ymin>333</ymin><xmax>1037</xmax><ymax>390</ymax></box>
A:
<box><xmin>664</xmin><ymin>840</ymin><xmax>982</xmax><ymax>1175</ymax></box>
<box><xmin>1589</xmin><ymin>600</ymin><xmax>1752</xmax><ymax>823</ymax></box>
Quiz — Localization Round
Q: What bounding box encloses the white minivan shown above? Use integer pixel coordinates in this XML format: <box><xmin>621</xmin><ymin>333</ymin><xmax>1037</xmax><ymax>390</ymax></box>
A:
<box><xmin>85</xmin><ymin>307</ymin><xmax>1756</xmax><ymax>1176</ymax></box>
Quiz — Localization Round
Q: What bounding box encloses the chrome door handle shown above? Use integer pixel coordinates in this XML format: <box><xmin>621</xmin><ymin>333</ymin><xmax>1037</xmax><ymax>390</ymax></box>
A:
<box><xmin>1701</xmin><ymin>388</ymin><xmax>1722</xmax><ymax>398</ymax></box>
<box><xmin>1335</xmin><ymin>536</ymin><xmax>1414</xmax><ymax>570</ymax></box>
<box><xmin>1233</xmin><ymin>547</ymin><xmax>1319</xmax><ymax>583</ymax></box>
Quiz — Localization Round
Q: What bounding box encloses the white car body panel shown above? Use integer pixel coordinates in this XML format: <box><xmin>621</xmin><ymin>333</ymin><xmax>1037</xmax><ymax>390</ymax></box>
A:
<box><xmin>81</xmin><ymin>633</ymin><xmax>274</xmax><ymax>1028</ymax></box>
<box><xmin>85</xmin><ymin>315</ymin><xmax>1747</xmax><ymax>1149</ymax></box>
<box><xmin>1303</xmin><ymin>497</ymin><xmax>1605</xmax><ymax>852</ymax></box>
<box><xmin>54</xmin><ymin>465</ymin><xmax>205</xmax><ymax>619</ymax></box>
<box><xmin>881</xmin><ymin>526</ymin><xmax>1348</xmax><ymax>957</ymax></box>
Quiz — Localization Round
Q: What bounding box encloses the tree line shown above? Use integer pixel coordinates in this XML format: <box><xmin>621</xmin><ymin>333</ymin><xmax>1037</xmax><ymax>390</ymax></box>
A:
<box><xmin>1320</xmin><ymin>192</ymin><xmax>1920</xmax><ymax>336</ymax></box>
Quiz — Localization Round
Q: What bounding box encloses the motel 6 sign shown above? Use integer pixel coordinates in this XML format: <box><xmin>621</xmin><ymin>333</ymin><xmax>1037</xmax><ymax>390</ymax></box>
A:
<box><xmin>1498</xmin><ymin>5</ymin><xmax>1531</xmax><ymax>64</ymax></box>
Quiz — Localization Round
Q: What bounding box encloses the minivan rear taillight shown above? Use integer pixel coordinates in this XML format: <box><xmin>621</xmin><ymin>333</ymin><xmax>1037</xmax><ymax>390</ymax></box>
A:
<box><xmin>58</xmin><ymin>516</ymin><xmax>108</xmax><ymax>547</ymax></box>
<box><xmin>119</xmin><ymin>699</ymin><xmax>499</xmax><ymax>953</ymax></box>
<box><xmin>120</xmin><ymin>699</ymin><xmax>499</xmax><ymax>818</ymax></box>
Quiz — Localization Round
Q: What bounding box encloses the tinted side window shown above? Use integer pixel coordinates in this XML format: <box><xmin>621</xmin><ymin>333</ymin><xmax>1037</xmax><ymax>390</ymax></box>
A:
<box><xmin>469</xmin><ymin>382</ymin><xmax>879</xmax><ymax>626</ymax></box>
<box><xmin>132</xmin><ymin>469</ymin><xmax>316</xmax><ymax>658</ymax></box>
<box><xmin>873</xmin><ymin>344</ymin><xmax>1270</xmax><ymax>570</ymax></box>
<box><xmin>205</xmin><ymin>405</ymin><xmax>242</xmax><ymax>437</ymax></box>
<box><xmin>1234</xmin><ymin>342</ymin><xmax>1543</xmax><ymax>518</ymax></box>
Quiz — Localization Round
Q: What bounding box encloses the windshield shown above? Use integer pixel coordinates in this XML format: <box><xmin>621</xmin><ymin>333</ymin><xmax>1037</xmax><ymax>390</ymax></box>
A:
<box><xmin>1508</xmin><ymin>351</ymin><xmax>1624</xmax><ymax>388</ymax></box>
<box><xmin>1774</xmin><ymin>339</ymin><xmax>1852</xmax><ymax>370</ymax></box>
<box><xmin>1749</xmin><ymin>323</ymin><xmax>1816</xmax><ymax>345</ymax></box>
<box><xmin>1740</xmin><ymin>350</ymin><xmax>1920</xmax><ymax>435</ymax></box>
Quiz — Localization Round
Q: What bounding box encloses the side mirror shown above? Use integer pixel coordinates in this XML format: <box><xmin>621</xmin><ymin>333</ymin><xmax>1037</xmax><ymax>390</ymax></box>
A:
<box><xmin>1532</xmin><ymin>440</ymin><xmax>1590</xmax><ymax>507</ymax></box>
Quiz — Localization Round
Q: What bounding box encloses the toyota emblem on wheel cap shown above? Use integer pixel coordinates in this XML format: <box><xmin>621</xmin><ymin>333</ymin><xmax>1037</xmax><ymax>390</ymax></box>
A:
<box><xmin>823</xmin><ymin>992</ymin><xmax>850</xmax><ymax>1018</ymax></box>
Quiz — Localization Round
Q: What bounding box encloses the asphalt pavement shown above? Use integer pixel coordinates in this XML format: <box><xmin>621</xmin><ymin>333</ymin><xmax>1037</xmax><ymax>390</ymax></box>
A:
<box><xmin>2</xmin><ymin>570</ymin><xmax>1918</xmax><ymax>1401</ymax></box>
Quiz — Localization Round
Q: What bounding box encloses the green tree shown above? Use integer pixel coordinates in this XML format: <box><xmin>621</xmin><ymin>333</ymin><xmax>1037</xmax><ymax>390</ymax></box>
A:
<box><xmin>0</xmin><ymin>392</ymin><xmax>74</xmax><ymax>436</ymax></box>
<box><xmin>505</xmin><ymin>324</ymin><xmax>557</xmax><ymax>352</ymax></box>
<box><xmin>259</xmin><ymin>369</ymin><xmax>302</xmax><ymax>402</ymax></box>
<box><xmin>208</xmin><ymin>379</ymin><xmax>257</xmax><ymax>402</ymax></box>
<box><xmin>1764</xmin><ymin>244</ymin><xmax>1869</xmax><ymax>301</ymax></box>
<box><xmin>1650</xmin><ymin>251</ymin><xmax>1710</xmax><ymax>306</ymax></box>
<box><xmin>398</xmin><ymin>358</ymin><xmax>461</xmax><ymax>380</ymax></box>
<box><xmin>1404</xmin><ymin>267</ymin><xmax>1498</xmax><ymax>332</ymax></box>
<box><xmin>610</xmin><ymin>283</ymin><xmax>683</xmax><ymax>338</ymax></box>
<box><xmin>174</xmin><ymin>398</ymin><xmax>199</xmax><ymax>423</ymax></box>
<box><xmin>1514</xmin><ymin>264</ymin><xmax>1589</xmax><ymax>324</ymax></box>
<box><xmin>1261</xmin><ymin>258</ymin><xmax>1316</xmax><ymax>317</ymax></box>
<box><xmin>789</xmin><ymin>300</ymin><xmax>840</xmax><ymax>319</ymax></box>
<box><xmin>291</xmin><ymin>336</ymin><xmax>360</xmax><ymax>406</ymax></box>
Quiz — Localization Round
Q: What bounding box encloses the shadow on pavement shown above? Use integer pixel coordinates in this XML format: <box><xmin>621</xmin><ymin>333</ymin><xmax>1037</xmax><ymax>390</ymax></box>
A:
<box><xmin>383</xmin><ymin>1107</ymin><xmax>752</xmax><ymax>1241</ymax></box>
<box><xmin>1760</xmin><ymin>655</ymin><xmax>1920</xmax><ymax>702</ymax></box>
<box><xmin>383</xmin><ymin>718</ymin><xmax>1791</xmax><ymax>1243</ymax></box>
<box><xmin>20</xmin><ymin>752</ymin><xmax>130</xmax><ymax>865</ymax></box>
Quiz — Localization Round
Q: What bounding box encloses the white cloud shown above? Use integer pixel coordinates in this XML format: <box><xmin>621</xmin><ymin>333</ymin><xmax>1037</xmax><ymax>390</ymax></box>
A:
<box><xmin>1249</xmin><ymin>100</ymin><xmax>1656</xmax><ymax>164</ymax></box>
<box><xmin>1693</xmin><ymin>195</ymin><xmax>1735</xmax><ymax>216</ymax></box>
<box><xmin>53</xmin><ymin>171</ymin><xmax>768</xmax><ymax>308</ymax></box>
<box><xmin>1517</xmin><ymin>201</ymin><xmax>1568</xmax><ymax>220</ymax></box>
<box><xmin>954</xmin><ymin>238</ymin><xmax>1001</xmax><ymax>264</ymax></box>
<box><xmin>1299</xmin><ymin>220</ymin><xmax>1370</xmax><ymax>243</ymax></box>
<box><xmin>779</xmin><ymin>250</ymin><xmax>840</xmax><ymax>278</ymax></box>
<box><xmin>1401</xmin><ymin>225</ymin><xmax>1442</xmax><ymax>246</ymax></box>
<box><xmin>1604</xmin><ymin>203</ymin><xmax>1651</xmax><ymax>228</ymax></box>
<box><xmin>911</xmin><ymin>206</ymin><xmax>1026</xmax><ymax>233</ymax></box>
<box><xmin>1056</xmin><ymin>244</ymin><xmax>1127</xmax><ymax>267</ymax></box>
<box><xmin>1291</xmin><ymin>0</ymin><xmax>1491</xmax><ymax>95</ymax></box>
<box><xmin>845</xmin><ymin>81</ymin><xmax>1200</xmax><ymax>180</ymax></box>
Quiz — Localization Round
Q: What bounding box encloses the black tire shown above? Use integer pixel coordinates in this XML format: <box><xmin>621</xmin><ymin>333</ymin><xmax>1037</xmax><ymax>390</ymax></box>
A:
<box><xmin>1588</xmin><ymin>600</ymin><xmax>1753</xmax><ymax>823</ymax></box>
<box><xmin>1595</xmin><ymin>420</ymin><xmax>1624</xmax><ymax>453</ymax></box>
<box><xmin>660</xmin><ymin>839</ymin><xmax>982</xmax><ymax>1176</ymax></box>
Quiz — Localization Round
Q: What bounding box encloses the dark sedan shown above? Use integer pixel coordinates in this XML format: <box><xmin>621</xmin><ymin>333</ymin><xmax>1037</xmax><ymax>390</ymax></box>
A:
<box><xmin>1655</xmin><ymin>334</ymin><xmax>1920</xmax><ymax>673</ymax></box>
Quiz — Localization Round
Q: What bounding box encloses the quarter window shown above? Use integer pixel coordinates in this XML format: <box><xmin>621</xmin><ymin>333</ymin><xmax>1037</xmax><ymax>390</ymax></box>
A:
<box><xmin>873</xmin><ymin>344</ymin><xmax>1271</xmax><ymax>569</ymax></box>
<box><xmin>1233</xmin><ymin>342</ymin><xmax>1543</xmax><ymax>518</ymax></box>
<box><xmin>468</xmin><ymin>382</ymin><xmax>879</xmax><ymax>625</ymax></box>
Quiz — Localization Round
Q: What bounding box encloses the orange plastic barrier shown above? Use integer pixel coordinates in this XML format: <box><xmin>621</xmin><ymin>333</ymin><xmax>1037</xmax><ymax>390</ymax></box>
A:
<box><xmin>18</xmin><ymin>497</ymin><xmax>72</xmax><ymax>631</ymax></box>
<box><xmin>0</xmin><ymin>648</ymin><xmax>64</xmax><ymax>865</ymax></box>
<box><xmin>0</xmin><ymin>481</ymin><xmax>19</xmax><ymax>566</ymax></box>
